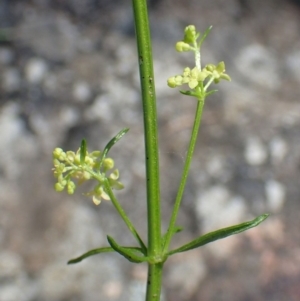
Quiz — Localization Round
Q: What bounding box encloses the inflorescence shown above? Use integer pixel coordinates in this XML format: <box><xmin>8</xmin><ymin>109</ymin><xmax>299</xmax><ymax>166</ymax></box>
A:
<box><xmin>52</xmin><ymin>146</ymin><xmax>124</xmax><ymax>205</ymax></box>
<box><xmin>167</xmin><ymin>25</ymin><xmax>231</xmax><ymax>99</ymax></box>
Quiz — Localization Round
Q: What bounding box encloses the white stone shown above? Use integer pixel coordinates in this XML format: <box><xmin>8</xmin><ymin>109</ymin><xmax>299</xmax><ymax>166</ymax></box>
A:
<box><xmin>285</xmin><ymin>50</ymin><xmax>300</xmax><ymax>82</ymax></box>
<box><xmin>244</xmin><ymin>137</ymin><xmax>268</xmax><ymax>165</ymax></box>
<box><xmin>269</xmin><ymin>137</ymin><xmax>288</xmax><ymax>164</ymax></box>
<box><xmin>196</xmin><ymin>186</ymin><xmax>247</xmax><ymax>233</ymax></box>
<box><xmin>72</xmin><ymin>81</ymin><xmax>91</xmax><ymax>102</ymax></box>
<box><xmin>265</xmin><ymin>180</ymin><xmax>286</xmax><ymax>213</ymax></box>
<box><xmin>58</xmin><ymin>107</ymin><xmax>80</xmax><ymax>127</ymax></box>
<box><xmin>206</xmin><ymin>154</ymin><xmax>225</xmax><ymax>177</ymax></box>
<box><xmin>25</xmin><ymin>58</ymin><xmax>48</xmax><ymax>84</ymax></box>
<box><xmin>196</xmin><ymin>186</ymin><xmax>248</xmax><ymax>258</ymax></box>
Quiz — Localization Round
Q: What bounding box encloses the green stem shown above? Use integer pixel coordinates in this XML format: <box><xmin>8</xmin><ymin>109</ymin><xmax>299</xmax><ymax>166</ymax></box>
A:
<box><xmin>132</xmin><ymin>1</ymin><xmax>163</xmax><ymax>300</ymax></box>
<box><xmin>104</xmin><ymin>179</ymin><xmax>147</xmax><ymax>253</ymax></box>
<box><xmin>163</xmin><ymin>99</ymin><xmax>205</xmax><ymax>253</ymax></box>
<box><xmin>146</xmin><ymin>263</ymin><xmax>164</xmax><ymax>301</ymax></box>
<box><xmin>132</xmin><ymin>0</ymin><xmax>161</xmax><ymax>258</ymax></box>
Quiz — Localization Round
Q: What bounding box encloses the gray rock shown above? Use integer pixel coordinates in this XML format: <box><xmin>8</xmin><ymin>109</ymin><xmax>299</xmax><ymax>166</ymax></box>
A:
<box><xmin>0</xmin><ymin>252</ymin><xmax>39</xmax><ymax>301</ymax></box>
<box><xmin>18</xmin><ymin>13</ymin><xmax>79</xmax><ymax>61</ymax></box>
<box><xmin>235</xmin><ymin>44</ymin><xmax>279</xmax><ymax>90</ymax></box>
<box><xmin>2</xmin><ymin>68</ymin><xmax>21</xmax><ymax>93</ymax></box>
<box><xmin>0</xmin><ymin>48</ymin><xmax>14</xmax><ymax>65</ymax></box>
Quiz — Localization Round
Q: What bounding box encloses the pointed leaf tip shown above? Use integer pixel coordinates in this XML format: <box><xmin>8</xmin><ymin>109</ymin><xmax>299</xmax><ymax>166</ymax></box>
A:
<box><xmin>67</xmin><ymin>246</ymin><xmax>115</xmax><ymax>264</ymax></box>
<box><xmin>101</xmin><ymin>128</ymin><xmax>129</xmax><ymax>162</ymax></box>
<box><xmin>168</xmin><ymin>213</ymin><xmax>269</xmax><ymax>256</ymax></box>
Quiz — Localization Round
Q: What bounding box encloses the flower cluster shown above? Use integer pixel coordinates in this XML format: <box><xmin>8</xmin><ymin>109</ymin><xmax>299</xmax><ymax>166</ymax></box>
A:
<box><xmin>167</xmin><ymin>25</ymin><xmax>231</xmax><ymax>99</ymax></box>
<box><xmin>52</xmin><ymin>147</ymin><xmax>124</xmax><ymax>205</ymax></box>
<box><xmin>175</xmin><ymin>25</ymin><xmax>199</xmax><ymax>52</ymax></box>
<box><xmin>167</xmin><ymin>62</ymin><xmax>231</xmax><ymax>89</ymax></box>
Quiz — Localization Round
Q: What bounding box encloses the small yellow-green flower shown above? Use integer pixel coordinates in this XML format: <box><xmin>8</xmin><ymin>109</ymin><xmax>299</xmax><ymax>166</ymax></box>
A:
<box><xmin>52</xmin><ymin>144</ymin><xmax>124</xmax><ymax>205</ymax></box>
<box><xmin>85</xmin><ymin>170</ymin><xmax>124</xmax><ymax>205</ymax></box>
<box><xmin>167</xmin><ymin>67</ymin><xmax>209</xmax><ymax>89</ymax></box>
<box><xmin>203</xmin><ymin>62</ymin><xmax>231</xmax><ymax>83</ymax></box>
<box><xmin>167</xmin><ymin>25</ymin><xmax>231</xmax><ymax>99</ymax></box>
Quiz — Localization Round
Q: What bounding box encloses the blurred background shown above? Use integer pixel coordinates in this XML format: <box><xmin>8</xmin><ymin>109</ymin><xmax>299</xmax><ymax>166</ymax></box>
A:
<box><xmin>1</xmin><ymin>0</ymin><xmax>300</xmax><ymax>300</ymax></box>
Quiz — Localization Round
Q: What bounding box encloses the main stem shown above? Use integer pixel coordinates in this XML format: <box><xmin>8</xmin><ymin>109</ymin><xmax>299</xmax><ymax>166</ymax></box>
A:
<box><xmin>132</xmin><ymin>0</ymin><xmax>163</xmax><ymax>300</ymax></box>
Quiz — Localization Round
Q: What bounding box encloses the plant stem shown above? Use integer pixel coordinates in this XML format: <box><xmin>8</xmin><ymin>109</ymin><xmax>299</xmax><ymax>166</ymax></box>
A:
<box><xmin>132</xmin><ymin>0</ymin><xmax>162</xmax><ymax>299</ymax></box>
<box><xmin>146</xmin><ymin>263</ymin><xmax>164</xmax><ymax>301</ymax></box>
<box><xmin>104</xmin><ymin>179</ymin><xmax>147</xmax><ymax>253</ymax></box>
<box><xmin>132</xmin><ymin>0</ymin><xmax>161</xmax><ymax>258</ymax></box>
<box><xmin>163</xmin><ymin>99</ymin><xmax>205</xmax><ymax>253</ymax></box>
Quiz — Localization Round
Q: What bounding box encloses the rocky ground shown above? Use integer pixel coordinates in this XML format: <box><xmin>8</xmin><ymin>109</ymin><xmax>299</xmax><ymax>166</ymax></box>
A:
<box><xmin>1</xmin><ymin>0</ymin><xmax>300</xmax><ymax>300</ymax></box>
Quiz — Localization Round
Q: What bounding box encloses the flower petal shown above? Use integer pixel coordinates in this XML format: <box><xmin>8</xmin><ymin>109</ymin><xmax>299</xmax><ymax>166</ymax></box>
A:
<box><xmin>92</xmin><ymin>196</ymin><xmax>101</xmax><ymax>205</ymax></box>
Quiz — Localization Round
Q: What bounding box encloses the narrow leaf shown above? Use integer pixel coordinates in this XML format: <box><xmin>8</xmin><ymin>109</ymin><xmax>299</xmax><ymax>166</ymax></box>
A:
<box><xmin>107</xmin><ymin>235</ymin><xmax>148</xmax><ymax>263</ymax></box>
<box><xmin>168</xmin><ymin>213</ymin><xmax>269</xmax><ymax>255</ymax></box>
<box><xmin>80</xmin><ymin>139</ymin><xmax>87</xmax><ymax>165</ymax></box>
<box><xmin>68</xmin><ymin>247</ymin><xmax>114</xmax><ymax>264</ymax></box>
<box><xmin>205</xmin><ymin>90</ymin><xmax>218</xmax><ymax>97</ymax></box>
<box><xmin>102</xmin><ymin>128</ymin><xmax>129</xmax><ymax>159</ymax></box>
<box><xmin>198</xmin><ymin>25</ymin><xmax>213</xmax><ymax>48</ymax></box>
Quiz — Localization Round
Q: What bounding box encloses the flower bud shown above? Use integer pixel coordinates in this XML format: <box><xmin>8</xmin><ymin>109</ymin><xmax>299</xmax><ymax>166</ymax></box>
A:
<box><xmin>74</xmin><ymin>153</ymin><xmax>81</xmax><ymax>165</ymax></box>
<box><xmin>53</xmin><ymin>148</ymin><xmax>64</xmax><ymax>159</ymax></box>
<box><xmin>55</xmin><ymin>182</ymin><xmax>65</xmax><ymax>192</ymax></box>
<box><xmin>66</xmin><ymin>151</ymin><xmax>75</xmax><ymax>162</ymax></box>
<box><xmin>183</xmin><ymin>67</ymin><xmax>191</xmax><ymax>77</ymax></box>
<box><xmin>90</xmin><ymin>151</ymin><xmax>101</xmax><ymax>160</ymax></box>
<box><xmin>175</xmin><ymin>41</ymin><xmax>191</xmax><ymax>52</ymax></box>
<box><xmin>205</xmin><ymin>64</ymin><xmax>215</xmax><ymax>72</ymax></box>
<box><xmin>167</xmin><ymin>77</ymin><xmax>177</xmax><ymax>88</ymax></box>
<box><xmin>83</xmin><ymin>171</ymin><xmax>91</xmax><ymax>180</ymax></box>
<box><xmin>103</xmin><ymin>158</ymin><xmax>114</xmax><ymax>171</ymax></box>
<box><xmin>53</xmin><ymin>158</ymin><xmax>60</xmax><ymax>167</ymax></box>
<box><xmin>183</xmin><ymin>25</ymin><xmax>197</xmax><ymax>44</ymax></box>
<box><xmin>67</xmin><ymin>181</ymin><xmax>76</xmax><ymax>194</ymax></box>
<box><xmin>85</xmin><ymin>156</ymin><xmax>94</xmax><ymax>166</ymax></box>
